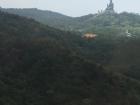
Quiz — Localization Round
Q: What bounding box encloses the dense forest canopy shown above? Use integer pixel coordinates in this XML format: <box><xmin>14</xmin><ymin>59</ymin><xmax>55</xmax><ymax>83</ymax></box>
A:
<box><xmin>1</xmin><ymin>0</ymin><xmax>140</xmax><ymax>104</ymax></box>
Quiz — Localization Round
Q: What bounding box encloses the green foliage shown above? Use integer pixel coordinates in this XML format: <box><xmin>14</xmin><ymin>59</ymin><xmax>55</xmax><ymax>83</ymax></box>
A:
<box><xmin>1</xmin><ymin>11</ymin><xmax>140</xmax><ymax>105</ymax></box>
<box><xmin>2</xmin><ymin>8</ymin><xmax>140</xmax><ymax>32</ymax></box>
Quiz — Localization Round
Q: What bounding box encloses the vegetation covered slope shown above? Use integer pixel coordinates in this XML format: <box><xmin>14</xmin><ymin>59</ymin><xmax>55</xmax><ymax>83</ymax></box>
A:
<box><xmin>0</xmin><ymin>8</ymin><xmax>77</xmax><ymax>30</ymax></box>
<box><xmin>2</xmin><ymin>7</ymin><xmax>140</xmax><ymax>81</ymax></box>
<box><xmin>1</xmin><ymin>8</ymin><xmax>140</xmax><ymax>32</ymax></box>
<box><xmin>1</xmin><ymin>11</ymin><xmax>140</xmax><ymax>105</ymax></box>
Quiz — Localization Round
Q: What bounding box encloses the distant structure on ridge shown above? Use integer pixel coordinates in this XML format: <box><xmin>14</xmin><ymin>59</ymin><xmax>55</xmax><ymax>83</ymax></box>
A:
<box><xmin>82</xmin><ymin>33</ymin><xmax>97</xmax><ymax>40</ymax></box>
<box><xmin>104</xmin><ymin>0</ymin><xmax>115</xmax><ymax>14</ymax></box>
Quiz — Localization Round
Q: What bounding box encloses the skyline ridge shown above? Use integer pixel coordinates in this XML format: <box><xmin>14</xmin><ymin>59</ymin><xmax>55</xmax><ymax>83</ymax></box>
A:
<box><xmin>0</xmin><ymin>0</ymin><xmax>139</xmax><ymax>17</ymax></box>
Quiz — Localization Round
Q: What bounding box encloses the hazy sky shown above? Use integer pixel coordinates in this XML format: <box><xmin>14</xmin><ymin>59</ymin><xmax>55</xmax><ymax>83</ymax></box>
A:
<box><xmin>0</xmin><ymin>0</ymin><xmax>140</xmax><ymax>17</ymax></box>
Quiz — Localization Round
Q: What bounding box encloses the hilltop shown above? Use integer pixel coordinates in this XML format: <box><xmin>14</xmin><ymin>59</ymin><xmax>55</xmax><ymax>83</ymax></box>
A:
<box><xmin>1</xmin><ymin>7</ymin><xmax>140</xmax><ymax>32</ymax></box>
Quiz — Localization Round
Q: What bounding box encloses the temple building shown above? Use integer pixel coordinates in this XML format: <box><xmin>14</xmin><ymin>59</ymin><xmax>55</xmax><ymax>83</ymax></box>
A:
<box><xmin>104</xmin><ymin>0</ymin><xmax>115</xmax><ymax>14</ymax></box>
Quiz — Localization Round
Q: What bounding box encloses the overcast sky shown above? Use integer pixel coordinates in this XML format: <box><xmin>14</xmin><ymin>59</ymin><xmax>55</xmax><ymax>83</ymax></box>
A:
<box><xmin>0</xmin><ymin>0</ymin><xmax>140</xmax><ymax>17</ymax></box>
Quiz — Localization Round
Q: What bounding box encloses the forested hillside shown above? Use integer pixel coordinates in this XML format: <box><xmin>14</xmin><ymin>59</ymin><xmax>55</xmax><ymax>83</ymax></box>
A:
<box><xmin>0</xmin><ymin>8</ymin><xmax>77</xmax><ymax>30</ymax></box>
<box><xmin>1</xmin><ymin>8</ymin><xmax>140</xmax><ymax>32</ymax></box>
<box><xmin>1</xmin><ymin>10</ymin><xmax>140</xmax><ymax>105</ymax></box>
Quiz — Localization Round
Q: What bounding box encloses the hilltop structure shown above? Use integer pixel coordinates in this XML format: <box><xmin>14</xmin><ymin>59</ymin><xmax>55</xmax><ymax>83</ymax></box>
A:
<box><xmin>82</xmin><ymin>33</ymin><xmax>97</xmax><ymax>40</ymax></box>
<box><xmin>104</xmin><ymin>0</ymin><xmax>115</xmax><ymax>14</ymax></box>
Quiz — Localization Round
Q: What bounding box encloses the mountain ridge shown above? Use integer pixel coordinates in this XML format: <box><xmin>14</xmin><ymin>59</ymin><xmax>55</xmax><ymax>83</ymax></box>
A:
<box><xmin>1</xmin><ymin>7</ymin><xmax>140</xmax><ymax>32</ymax></box>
